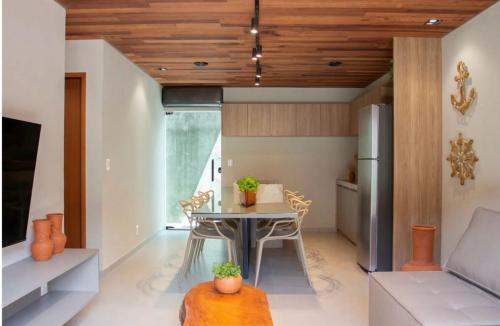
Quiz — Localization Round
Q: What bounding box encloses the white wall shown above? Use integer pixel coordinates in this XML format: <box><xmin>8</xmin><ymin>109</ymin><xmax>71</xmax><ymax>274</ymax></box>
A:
<box><xmin>222</xmin><ymin>137</ymin><xmax>357</xmax><ymax>230</ymax></box>
<box><xmin>66</xmin><ymin>40</ymin><xmax>166</xmax><ymax>270</ymax></box>
<box><xmin>2</xmin><ymin>0</ymin><xmax>66</xmax><ymax>267</ymax></box>
<box><xmin>441</xmin><ymin>2</ymin><xmax>500</xmax><ymax>262</ymax></box>
<box><xmin>101</xmin><ymin>42</ymin><xmax>166</xmax><ymax>269</ymax></box>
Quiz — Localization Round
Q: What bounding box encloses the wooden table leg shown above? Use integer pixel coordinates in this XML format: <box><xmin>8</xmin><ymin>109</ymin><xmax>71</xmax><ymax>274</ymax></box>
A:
<box><xmin>241</xmin><ymin>218</ymin><xmax>250</xmax><ymax>279</ymax></box>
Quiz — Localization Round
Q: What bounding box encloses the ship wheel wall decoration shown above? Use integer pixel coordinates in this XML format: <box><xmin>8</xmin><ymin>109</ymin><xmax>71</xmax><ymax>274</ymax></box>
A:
<box><xmin>450</xmin><ymin>61</ymin><xmax>477</xmax><ymax>114</ymax></box>
<box><xmin>447</xmin><ymin>133</ymin><xmax>479</xmax><ymax>185</ymax></box>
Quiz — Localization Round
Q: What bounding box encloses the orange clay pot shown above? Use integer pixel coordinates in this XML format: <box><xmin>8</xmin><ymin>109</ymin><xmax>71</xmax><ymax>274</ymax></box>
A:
<box><xmin>214</xmin><ymin>275</ymin><xmax>243</xmax><ymax>294</ymax></box>
<box><xmin>31</xmin><ymin>219</ymin><xmax>54</xmax><ymax>261</ymax></box>
<box><xmin>47</xmin><ymin>213</ymin><xmax>67</xmax><ymax>254</ymax></box>
<box><xmin>240</xmin><ymin>190</ymin><xmax>256</xmax><ymax>207</ymax></box>
<box><xmin>402</xmin><ymin>224</ymin><xmax>441</xmax><ymax>271</ymax></box>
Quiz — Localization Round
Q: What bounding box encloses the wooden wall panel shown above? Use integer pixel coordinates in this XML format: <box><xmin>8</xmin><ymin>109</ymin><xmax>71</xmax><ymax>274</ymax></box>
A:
<box><xmin>247</xmin><ymin>104</ymin><xmax>271</xmax><ymax>136</ymax></box>
<box><xmin>222</xmin><ymin>103</ymin><xmax>248</xmax><ymax>136</ymax></box>
<box><xmin>320</xmin><ymin>103</ymin><xmax>350</xmax><ymax>136</ymax></box>
<box><xmin>393</xmin><ymin>37</ymin><xmax>442</xmax><ymax>271</ymax></box>
<box><xmin>349</xmin><ymin>85</ymin><xmax>393</xmax><ymax>135</ymax></box>
<box><xmin>270</xmin><ymin>104</ymin><xmax>297</xmax><ymax>136</ymax></box>
<box><xmin>296</xmin><ymin>104</ymin><xmax>321</xmax><ymax>136</ymax></box>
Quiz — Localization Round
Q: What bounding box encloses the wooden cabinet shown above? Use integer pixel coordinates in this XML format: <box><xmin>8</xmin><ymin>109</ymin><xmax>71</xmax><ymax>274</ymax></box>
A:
<box><xmin>296</xmin><ymin>104</ymin><xmax>321</xmax><ymax>136</ymax></box>
<box><xmin>270</xmin><ymin>104</ymin><xmax>297</xmax><ymax>136</ymax></box>
<box><xmin>222</xmin><ymin>103</ymin><xmax>248</xmax><ymax>136</ymax></box>
<box><xmin>336</xmin><ymin>182</ymin><xmax>359</xmax><ymax>244</ymax></box>
<box><xmin>349</xmin><ymin>85</ymin><xmax>393</xmax><ymax>135</ymax></box>
<box><xmin>247</xmin><ymin>104</ymin><xmax>271</xmax><ymax>136</ymax></box>
<box><xmin>222</xmin><ymin>102</ymin><xmax>351</xmax><ymax>137</ymax></box>
<box><xmin>320</xmin><ymin>103</ymin><xmax>350</xmax><ymax>136</ymax></box>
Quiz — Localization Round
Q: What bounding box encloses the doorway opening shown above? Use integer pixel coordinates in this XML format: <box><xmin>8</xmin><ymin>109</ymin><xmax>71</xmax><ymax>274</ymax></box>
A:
<box><xmin>64</xmin><ymin>73</ymin><xmax>86</xmax><ymax>248</ymax></box>
<box><xmin>165</xmin><ymin>111</ymin><xmax>221</xmax><ymax>228</ymax></box>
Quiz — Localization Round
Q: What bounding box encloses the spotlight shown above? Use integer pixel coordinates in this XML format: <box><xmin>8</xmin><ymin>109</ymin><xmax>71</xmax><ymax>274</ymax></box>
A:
<box><xmin>256</xmin><ymin>65</ymin><xmax>262</xmax><ymax>78</ymax></box>
<box><xmin>255</xmin><ymin>77</ymin><xmax>261</xmax><ymax>86</ymax></box>
<box><xmin>158</xmin><ymin>67</ymin><xmax>167</xmax><ymax>71</ymax></box>
<box><xmin>252</xmin><ymin>48</ymin><xmax>258</xmax><ymax>61</ymax></box>
<box><xmin>425</xmin><ymin>18</ymin><xmax>441</xmax><ymax>26</ymax></box>
<box><xmin>255</xmin><ymin>45</ymin><xmax>262</xmax><ymax>58</ymax></box>
<box><xmin>250</xmin><ymin>17</ymin><xmax>259</xmax><ymax>34</ymax></box>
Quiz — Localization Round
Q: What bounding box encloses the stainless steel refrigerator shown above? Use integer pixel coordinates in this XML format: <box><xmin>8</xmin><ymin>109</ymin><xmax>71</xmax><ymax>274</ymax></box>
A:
<box><xmin>356</xmin><ymin>104</ymin><xmax>393</xmax><ymax>272</ymax></box>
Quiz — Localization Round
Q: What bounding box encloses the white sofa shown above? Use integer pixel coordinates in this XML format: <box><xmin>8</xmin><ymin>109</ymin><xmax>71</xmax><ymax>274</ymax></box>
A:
<box><xmin>369</xmin><ymin>207</ymin><xmax>500</xmax><ymax>326</ymax></box>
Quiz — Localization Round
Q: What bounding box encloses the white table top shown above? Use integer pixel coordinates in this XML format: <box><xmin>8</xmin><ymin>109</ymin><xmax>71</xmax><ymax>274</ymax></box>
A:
<box><xmin>192</xmin><ymin>187</ymin><xmax>297</xmax><ymax>219</ymax></box>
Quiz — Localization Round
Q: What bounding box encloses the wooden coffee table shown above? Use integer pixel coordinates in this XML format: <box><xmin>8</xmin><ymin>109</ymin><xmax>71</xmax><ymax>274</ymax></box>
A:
<box><xmin>180</xmin><ymin>281</ymin><xmax>273</xmax><ymax>326</ymax></box>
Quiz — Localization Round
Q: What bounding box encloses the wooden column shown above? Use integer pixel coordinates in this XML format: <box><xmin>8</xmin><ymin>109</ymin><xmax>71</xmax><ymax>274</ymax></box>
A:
<box><xmin>393</xmin><ymin>37</ymin><xmax>442</xmax><ymax>270</ymax></box>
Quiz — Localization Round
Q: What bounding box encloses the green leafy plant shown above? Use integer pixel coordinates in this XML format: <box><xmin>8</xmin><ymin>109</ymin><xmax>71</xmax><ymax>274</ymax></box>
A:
<box><xmin>237</xmin><ymin>176</ymin><xmax>259</xmax><ymax>192</ymax></box>
<box><xmin>213</xmin><ymin>261</ymin><xmax>241</xmax><ymax>279</ymax></box>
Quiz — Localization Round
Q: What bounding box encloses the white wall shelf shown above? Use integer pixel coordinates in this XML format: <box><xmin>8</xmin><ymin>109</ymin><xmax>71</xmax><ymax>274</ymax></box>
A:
<box><xmin>2</xmin><ymin>249</ymin><xmax>99</xmax><ymax>326</ymax></box>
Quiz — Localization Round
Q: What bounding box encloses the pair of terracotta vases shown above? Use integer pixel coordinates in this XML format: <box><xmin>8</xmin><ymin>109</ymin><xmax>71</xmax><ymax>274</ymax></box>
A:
<box><xmin>31</xmin><ymin>213</ymin><xmax>67</xmax><ymax>261</ymax></box>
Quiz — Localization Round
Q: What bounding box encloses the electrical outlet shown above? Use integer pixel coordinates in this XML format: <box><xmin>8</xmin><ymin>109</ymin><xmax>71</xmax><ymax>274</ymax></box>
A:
<box><xmin>227</xmin><ymin>159</ymin><xmax>233</xmax><ymax>167</ymax></box>
<box><xmin>135</xmin><ymin>224</ymin><xmax>139</xmax><ymax>236</ymax></box>
<box><xmin>105</xmin><ymin>158</ymin><xmax>111</xmax><ymax>171</ymax></box>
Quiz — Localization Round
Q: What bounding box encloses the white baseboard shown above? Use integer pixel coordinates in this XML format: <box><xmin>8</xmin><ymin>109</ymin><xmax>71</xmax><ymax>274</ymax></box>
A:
<box><xmin>101</xmin><ymin>228</ymin><xmax>163</xmax><ymax>275</ymax></box>
<box><xmin>302</xmin><ymin>227</ymin><xmax>337</xmax><ymax>233</ymax></box>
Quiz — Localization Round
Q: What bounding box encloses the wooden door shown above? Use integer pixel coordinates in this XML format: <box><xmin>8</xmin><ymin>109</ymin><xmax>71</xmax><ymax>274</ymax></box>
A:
<box><xmin>64</xmin><ymin>73</ymin><xmax>86</xmax><ymax>248</ymax></box>
<box><xmin>222</xmin><ymin>103</ymin><xmax>248</xmax><ymax>136</ymax></box>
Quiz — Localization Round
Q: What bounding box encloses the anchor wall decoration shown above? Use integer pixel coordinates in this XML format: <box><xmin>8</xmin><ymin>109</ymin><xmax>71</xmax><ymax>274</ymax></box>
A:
<box><xmin>447</xmin><ymin>133</ymin><xmax>479</xmax><ymax>186</ymax></box>
<box><xmin>450</xmin><ymin>61</ymin><xmax>476</xmax><ymax>114</ymax></box>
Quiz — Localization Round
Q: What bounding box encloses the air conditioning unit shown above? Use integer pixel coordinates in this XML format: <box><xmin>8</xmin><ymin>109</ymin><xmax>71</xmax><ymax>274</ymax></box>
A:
<box><xmin>162</xmin><ymin>86</ymin><xmax>223</xmax><ymax>111</ymax></box>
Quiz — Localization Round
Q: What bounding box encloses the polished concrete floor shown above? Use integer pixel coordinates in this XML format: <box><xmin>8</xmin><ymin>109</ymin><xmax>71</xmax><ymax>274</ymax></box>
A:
<box><xmin>68</xmin><ymin>230</ymin><xmax>368</xmax><ymax>326</ymax></box>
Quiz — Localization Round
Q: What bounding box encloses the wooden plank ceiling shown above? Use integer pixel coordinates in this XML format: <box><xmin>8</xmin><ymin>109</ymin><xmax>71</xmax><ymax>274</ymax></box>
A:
<box><xmin>57</xmin><ymin>0</ymin><xmax>496</xmax><ymax>87</ymax></box>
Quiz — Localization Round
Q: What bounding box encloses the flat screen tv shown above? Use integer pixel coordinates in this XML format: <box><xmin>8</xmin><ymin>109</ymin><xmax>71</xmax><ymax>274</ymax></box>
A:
<box><xmin>2</xmin><ymin>117</ymin><xmax>41</xmax><ymax>248</ymax></box>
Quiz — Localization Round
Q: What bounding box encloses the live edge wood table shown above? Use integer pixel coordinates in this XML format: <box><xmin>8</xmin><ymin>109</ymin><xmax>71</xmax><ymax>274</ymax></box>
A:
<box><xmin>180</xmin><ymin>282</ymin><xmax>273</xmax><ymax>326</ymax></box>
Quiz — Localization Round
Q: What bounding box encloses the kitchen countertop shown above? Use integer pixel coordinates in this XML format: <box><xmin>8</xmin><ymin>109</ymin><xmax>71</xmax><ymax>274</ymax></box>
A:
<box><xmin>336</xmin><ymin>179</ymin><xmax>358</xmax><ymax>191</ymax></box>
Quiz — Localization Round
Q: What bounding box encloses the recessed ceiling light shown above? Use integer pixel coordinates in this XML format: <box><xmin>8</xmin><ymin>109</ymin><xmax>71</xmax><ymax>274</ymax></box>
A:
<box><xmin>425</xmin><ymin>18</ymin><xmax>441</xmax><ymax>26</ymax></box>
<box><xmin>328</xmin><ymin>61</ymin><xmax>342</xmax><ymax>67</ymax></box>
<box><xmin>194</xmin><ymin>61</ymin><xmax>208</xmax><ymax>67</ymax></box>
<box><xmin>158</xmin><ymin>67</ymin><xmax>167</xmax><ymax>71</ymax></box>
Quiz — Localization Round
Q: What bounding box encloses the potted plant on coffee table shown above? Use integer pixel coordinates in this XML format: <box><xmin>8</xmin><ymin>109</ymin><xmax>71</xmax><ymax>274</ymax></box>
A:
<box><xmin>237</xmin><ymin>176</ymin><xmax>259</xmax><ymax>207</ymax></box>
<box><xmin>213</xmin><ymin>261</ymin><xmax>242</xmax><ymax>294</ymax></box>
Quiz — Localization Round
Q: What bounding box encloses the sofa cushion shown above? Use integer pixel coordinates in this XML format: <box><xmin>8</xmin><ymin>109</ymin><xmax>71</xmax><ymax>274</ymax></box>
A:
<box><xmin>371</xmin><ymin>271</ymin><xmax>500</xmax><ymax>326</ymax></box>
<box><xmin>445</xmin><ymin>207</ymin><xmax>500</xmax><ymax>297</ymax></box>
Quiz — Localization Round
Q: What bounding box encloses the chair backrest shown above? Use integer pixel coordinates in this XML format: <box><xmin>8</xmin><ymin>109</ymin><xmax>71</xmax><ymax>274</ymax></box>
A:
<box><xmin>179</xmin><ymin>199</ymin><xmax>195</xmax><ymax>227</ymax></box>
<box><xmin>291</xmin><ymin>198</ymin><xmax>312</xmax><ymax>228</ymax></box>
<box><xmin>284</xmin><ymin>189</ymin><xmax>304</xmax><ymax>204</ymax></box>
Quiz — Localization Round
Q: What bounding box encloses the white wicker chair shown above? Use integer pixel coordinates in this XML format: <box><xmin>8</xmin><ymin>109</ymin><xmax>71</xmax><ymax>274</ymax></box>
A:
<box><xmin>179</xmin><ymin>192</ymin><xmax>238</xmax><ymax>276</ymax></box>
<box><xmin>254</xmin><ymin>197</ymin><xmax>312</xmax><ymax>286</ymax></box>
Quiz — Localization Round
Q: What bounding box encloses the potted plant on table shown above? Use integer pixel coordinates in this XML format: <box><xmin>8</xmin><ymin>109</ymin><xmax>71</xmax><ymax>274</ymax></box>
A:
<box><xmin>213</xmin><ymin>261</ymin><xmax>242</xmax><ymax>294</ymax></box>
<box><xmin>237</xmin><ymin>176</ymin><xmax>259</xmax><ymax>207</ymax></box>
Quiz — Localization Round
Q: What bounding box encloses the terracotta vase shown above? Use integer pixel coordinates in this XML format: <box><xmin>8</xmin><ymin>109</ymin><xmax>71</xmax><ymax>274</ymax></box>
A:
<box><xmin>239</xmin><ymin>190</ymin><xmax>256</xmax><ymax>207</ymax></box>
<box><xmin>31</xmin><ymin>219</ymin><xmax>54</xmax><ymax>261</ymax></box>
<box><xmin>214</xmin><ymin>275</ymin><xmax>243</xmax><ymax>294</ymax></box>
<box><xmin>402</xmin><ymin>224</ymin><xmax>441</xmax><ymax>271</ymax></box>
<box><xmin>47</xmin><ymin>213</ymin><xmax>67</xmax><ymax>254</ymax></box>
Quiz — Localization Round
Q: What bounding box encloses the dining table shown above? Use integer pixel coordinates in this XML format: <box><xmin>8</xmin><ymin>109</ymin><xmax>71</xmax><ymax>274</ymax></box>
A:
<box><xmin>192</xmin><ymin>187</ymin><xmax>298</xmax><ymax>279</ymax></box>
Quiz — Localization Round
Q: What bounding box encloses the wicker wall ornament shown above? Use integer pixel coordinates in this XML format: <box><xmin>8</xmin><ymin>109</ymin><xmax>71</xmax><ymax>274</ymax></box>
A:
<box><xmin>446</xmin><ymin>133</ymin><xmax>479</xmax><ymax>185</ymax></box>
<box><xmin>450</xmin><ymin>61</ymin><xmax>476</xmax><ymax>114</ymax></box>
